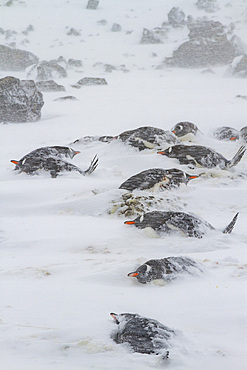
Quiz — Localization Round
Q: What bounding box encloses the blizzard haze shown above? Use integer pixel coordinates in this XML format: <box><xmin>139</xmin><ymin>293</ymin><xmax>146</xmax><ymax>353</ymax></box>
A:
<box><xmin>0</xmin><ymin>0</ymin><xmax>247</xmax><ymax>369</ymax></box>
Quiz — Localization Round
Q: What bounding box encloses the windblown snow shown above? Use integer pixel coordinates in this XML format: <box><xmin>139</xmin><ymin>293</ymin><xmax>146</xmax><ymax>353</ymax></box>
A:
<box><xmin>0</xmin><ymin>0</ymin><xmax>247</xmax><ymax>369</ymax></box>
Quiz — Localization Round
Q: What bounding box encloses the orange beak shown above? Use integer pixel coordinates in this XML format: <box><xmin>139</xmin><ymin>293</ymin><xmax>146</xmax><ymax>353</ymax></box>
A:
<box><xmin>172</xmin><ymin>130</ymin><xmax>176</xmax><ymax>134</ymax></box>
<box><xmin>128</xmin><ymin>272</ymin><xmax>139</xmax><ymax>277</ymax></box>
<box><xmin>230</xmin><ymin>136</ymin><xmax>237</xmax><ymax>141</ymax></box>
<box><xmin>110</xmin><ymin>313</ymin><xmax>117</xmax><ymax>320</ymax></box>
<box><xmin>11</xmin><ymin>160</ymin><xmax>19</xmax><ymax>164</ymax></box>
<box><xmin>74</xmin><ymin>151</ymin><xmax>80</xmax><ymax>155</ymax></box>
<box><xmin>124</xmin><ymin>221</ymin><xmax>136</xmax><ymax>225</ymax></box>
<box><xmin>189</xmin><ymin>175</ymin><xmax>199</xmax><ymax>179</ymax></box>
<box><xmin>157</xmin><ymin>151</ymin><xmax>165</xmax><ymax>155</ymax></box>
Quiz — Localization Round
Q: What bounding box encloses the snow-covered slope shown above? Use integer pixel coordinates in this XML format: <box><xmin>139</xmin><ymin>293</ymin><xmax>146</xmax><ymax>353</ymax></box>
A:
<box><xmin>0</xmin><ymin>1</ymin><xmax>247</xmax><ymax>369</ymax></box>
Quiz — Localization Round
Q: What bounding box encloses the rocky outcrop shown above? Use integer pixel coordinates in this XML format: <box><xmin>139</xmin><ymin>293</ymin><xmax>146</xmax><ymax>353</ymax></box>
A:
<box><xmin>164</xmin><ymin>20</ymin><xmax>242</xmax><ymax>68</ymax></box>
<box><xmin>26</xmin><ymin>60</ymin><xmax>67</xmax><ymax>81</ymax></box>
<box><xmin>36</xmin><ymin>80</ymin><xmax>65</xmax><ymax>92</ymax></box>
<box><xmin>0</xmin><ymin>76</ymin><xmax>44</xmax><ymax>122</ymax></box>
<box><xmin>195</xmin><ymin>0</ymin><xmax>219</xmax><ymax>13</ymax></box>
<box><xmin>225</xmin><ymin>55</ymin><xmax>247</xmax><ymax>78</ymax></box>
<box><xmin>0</xmin><ymin>44</ymin><xmax>39</xmax><ymax>71</ymax></box>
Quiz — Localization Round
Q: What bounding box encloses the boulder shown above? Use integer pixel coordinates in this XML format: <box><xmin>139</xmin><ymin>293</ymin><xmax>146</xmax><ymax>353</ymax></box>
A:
<box><xmin>0</xmin><ymin>44</ymin><xmax>39</xmax><ymax>71</ymax></box>
<box><xmin>36</xmin><ymin>80</ymin><xmax>65</xmax><ymax>92</ymax></box>
<box><xmin>86</xmin><ymin>0</ymin><xmax>99</xmax><ymax>9</ymax></box>
<box><xmin>225</xmin><ymin>55</ymin><xmax>247</xmax><ymax>78</ymax></box>
<box><xmin>167</xmin><ymin>7</ymin><xmax>186</xmax><ymax>27</ymax></box>
<box><xmin>140</xmin><ymin>28</ymin><xmax>162</xmax><ymax>44</ymax></box>
<box><xmin>26</xmin><ymin>60</ymin><xmax>67</xmax><ymax>81</ymax></box>
<box><xmin>164</xmin><ymin>20</ymin><xmax>241</xmax><ymax>68</ymax></box>
<box><xmin>68</xmin><ymin>58</ymin><xmax>83</xmax><ymax>68</ymax></box>
<box><xmin>0</xmin><ymin>76</ymin><xmax>44</xmax><ymax>122</ymax></box>
<box><xmin>111</xmin><ymin>23</ymin><xmax>122</xmax><ymax>32</ymax></box>
<box><xmin>73</xmin><ymin>77</ymin><xmax>107</xmax><ymax>87</ymax></box>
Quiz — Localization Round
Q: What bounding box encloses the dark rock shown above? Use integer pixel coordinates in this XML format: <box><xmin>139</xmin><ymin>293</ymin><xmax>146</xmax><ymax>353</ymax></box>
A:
<box><xmin>26</xmin><ymin>60</ymin><xmax>67</xmax><ymax>81</ymax></box>
<box><xmin>97</xmin><ymin>19</ymin><xmax>107</xmax><ymax>26</ymax></box>
<box><xmin>225</xmin><ymin>55</ymin><xmax>247</xmax><ymax>78</ymax></box>
<box><xmin>74</xmin><ymin>77</ymin><xmax>107</xmax><ymax>86</ymax></box>
<box><xmin>68</xmin><ymin>58</ymin><xmax>83</xmax><ymax>68</ymax></box>
<box><xmin>86</xmin><ymin>0</ymin><xmax>99</xmax><ymax>9</ymax></box>
<box><xmin>167</xmin><ymin>7</ymin><xmax>185</xmax><ymax>27</ymax></box>
<box><xmin>36</xmin><ymin>80</ymin><xmax>65</xmax><ymax>92</ymax></box>
<box><xmin>54</xmin><ymin>96</ymin><xmax>78</xmax><ymax>101</ymax></box>
<box><xmin>140</xmin><ymin>28</ymin><xmax>162</xmax><ymax>44</ymax></box>
<box><xmin>0</xmin><ymin>76</ymin><xmax>44</xmax><ymax>122</ymax></box>
<box><xmin>111</xmin><ymin>23</ymin><xmax>122</xmax><ymax>32</ymax></box>
<box><xmin>67</xmin><ymin>28</ymin><xmax>81</xmax><ymax>36</ymax></box>
<box><xmin>235</xmin><ymin>95</ymin><xmax>247</xmax><ymax>100</ymax></box>
<box><xmin>196</xmin><ymin>0</ymin><xmax>219</xmax><ymax>13</ymax></box>
<box><xmin>164</xmin><ymin>20</ymin><xmax>241</xmax><ymax>68</ymax></box>
<box><xmin>0</xmin><ymin>44</ymin><xmax>39</xmax><ymax>71</ymax></box>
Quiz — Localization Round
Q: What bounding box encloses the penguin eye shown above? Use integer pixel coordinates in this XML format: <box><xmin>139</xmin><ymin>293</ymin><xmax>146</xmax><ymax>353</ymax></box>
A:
<box><xmin>178</xmin><ymin>125</ymin><xmax>183</xmax><ymax>130</ymax></box>
<box><xmin>168</xmin><ymin>147</ymin><xmax>172</xmax><ymax>153</ymax></box>
<box><xmin>140</xmin><ymin>215</ymin><xmax>144</xmax><ymax>222</ymax></box>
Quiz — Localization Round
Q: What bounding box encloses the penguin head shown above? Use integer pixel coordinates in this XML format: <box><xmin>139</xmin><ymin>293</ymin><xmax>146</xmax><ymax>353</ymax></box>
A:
<box><xmin>171</xmin><ymin>122</ymin><xmax>198</xmax><ymax>139</ymax></box>
<box><xmin>110</xmin><ymin>312</ymin><xmax>137</xmax><ymax>325</ymax></box>
<box><xmin>128</xmin><ymin>263</ymin><xmax>152</xmax><ymax>284</ymax></box>
<box><xmin>69</xmin><ymin>148</ymin><xmax>80</xmax><ymax>158</ymax></box>
<box><xmin>124</xmin><ymin>211</ymin><xmax>165</xmax><ymax>230</ymax></box>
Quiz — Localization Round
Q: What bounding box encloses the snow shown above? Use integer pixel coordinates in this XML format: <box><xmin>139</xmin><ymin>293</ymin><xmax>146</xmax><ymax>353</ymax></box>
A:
<box><xmin>0</xmin><ymin>0</ymin><xmax>247</xmax><ymax>369</ymax></box>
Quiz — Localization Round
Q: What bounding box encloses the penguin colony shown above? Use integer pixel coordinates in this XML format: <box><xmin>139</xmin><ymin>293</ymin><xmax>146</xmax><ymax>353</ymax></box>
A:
<box><xmin>11</xmin><ymin>122</ymin><xmax>246</xmax><ymax>361</ymax></box>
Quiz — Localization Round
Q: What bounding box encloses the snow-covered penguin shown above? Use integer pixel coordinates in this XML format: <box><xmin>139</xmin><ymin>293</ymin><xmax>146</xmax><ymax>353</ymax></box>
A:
<box><xmin>240</xmin><ymin>126</ymin><xmax>247</xmax><ymax>143</ymax></box>
<box><xmin>11</xmin><ymin>155</ymin><xmax>98</xmax><ymax>178</ymax></box>
<box><xmin>110</xmin><ymin>312</ymin><xmax>174</xmax><ymax>358</ymax></box>
<box><xmin>119</xmin><ymin>168</ymin><xmax>200</xmax><ymax>191</ymax></box>
<box><xmin>128</xmin><ymin>256</ymin><xmax>202</xmax><ymax>284</ymax></box>
<box><xmin>212</xmin><ymin>126</ymin><xmax>239</xmax><ymax>141</ymax></box>
<box><xmin>115</xmin><ymin>126</ymin><xmax>178</xmax><ymax>151</ymax></box>
<box><xmin>124</xmin><ymin>211</ymin><xmax>239</xmax><ymax>238</ymax></box>
<box><xmin>11</xmin><ymin>146</ymin><xmax>80</xmax><ymax>171</ymax></box>
<box><xmin>171</xmin><ymin>121</ymin><xmax>200</xmax><ymax>142</ymax></box>
<box><xmin>158</xmin><ymin>144</ymin><xmax>246</xmax><ymax>169</ymax></box>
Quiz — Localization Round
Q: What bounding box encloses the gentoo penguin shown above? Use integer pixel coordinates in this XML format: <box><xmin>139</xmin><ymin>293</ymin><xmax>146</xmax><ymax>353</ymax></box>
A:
<box><xmin>115</xmin><ymin>126</ymin><xmax>178</xmax><ymax>151</ymax></box>
<box><xmin>11</xmin><ymin>155</ymin><xmax>98</xmax><ymax>178</ymax></box>
<box><xmin>124</xmin><ymin>211</ymin><xmax>239</xmax><ymax>238</ymax></box>
<box><xmin>119</xmin><ymin>168</ymin><xmax>200</xmax><ymax>191</ymax></box>
<box><xmin>12</xmin><ymin>146</ymin><xmax>80</xmax><ymax>171</ymax></box>
<box><xmin>212</xmin><ymin>126</ymin><xmax>239</xmax><ymax>141</ymax></box>
<box><xmin>157</xmin><ymin>144</ymin><xmax>246</xmax><ymax>169</ymax></box>
<box><xmin>171</xmin><ymin>121</ymin><xmax>200</xmax><ymax>142</ymax></box>
<box><xmin>110</xmin><ymin>312</ymin><xmax>174</xmax><ymax>358</ymax></box>
<box><xmin>128</xmin><ymin>256</ymin><xmax>201</xmax><ymax>284</ymax></box>
<box><xmin>240</xmin><ymin>126</ymin><xmax>247</xmax><ymax>143</ymax></box>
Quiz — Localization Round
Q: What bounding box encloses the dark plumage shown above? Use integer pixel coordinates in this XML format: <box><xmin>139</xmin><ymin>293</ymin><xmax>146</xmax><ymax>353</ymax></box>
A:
<box><xmin>212</xmin><ymin>126</ymin><xmax>239</xmax><ymax>141</ymax></box>
<box><xmin>158</xmin><ymin>144</ymin><xmax>246</xmax><ymax>169</ymax></box>
<box><xmin>115</xmin><ymin>126</ymin><xmax>178</xmax><ymax>151</ymax></box>
<box><xmin>128</xmin><ymin>256</ymin><xmax>202</xmax><ymax>284</ymax></box>
<box><xmin>11</xmin><ymin>155</ymin><xmax>98</xmax><ymax>178</ymax></box>
<box><xmin>124</xmin><ymin>211</ymin><xmax>239</xmax><ymax>238</ymax></box>
<box><xmin>171</xmin><ymin>121</ymin><xmax>199</xmax><ymax>141</ymax></box>
<box><xmin>12</xmin><ymin>146</ymin><xmax>80</xmax><ymax>171</ymax></box>
<box><xmin>240</xmin><ymin>126</ymin><xmax>247</xmax><ymax>142</ymax></box>
<box><xmin>110</xmin><ymin>312</ymin><xmax>174</xmax><ymax>358</ymax></box>
<box><xmin>119</xmin><ymin>168</ymin><xmax>200</xmax><ymax>191</ymax></box>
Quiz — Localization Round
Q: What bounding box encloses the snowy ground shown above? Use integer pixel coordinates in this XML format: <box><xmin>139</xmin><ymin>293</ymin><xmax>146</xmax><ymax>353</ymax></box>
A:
<box><xmin>0</xmin><ymin>0</ymin><xmax>247</xmax><ymax>369</ymax></box>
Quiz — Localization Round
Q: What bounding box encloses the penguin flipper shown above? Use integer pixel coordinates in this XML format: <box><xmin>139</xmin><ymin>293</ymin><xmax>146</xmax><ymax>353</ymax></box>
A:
<box><xmin>83</xmin><ymin>155</ymin><xmax>99</xmax><ymax>175</ymax></box>
<box><xmin>227</xmin><ymin>146</ymin><xmax>246</xmax><ymax>168</ymax></box>
<box><xmin>222</xmin><ymin>212</ymin><xmax>239</xmax><ymax>234</ymax></box>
